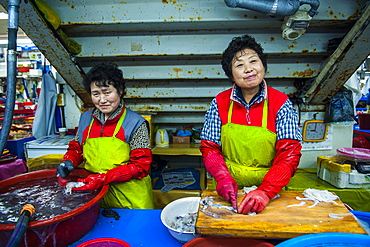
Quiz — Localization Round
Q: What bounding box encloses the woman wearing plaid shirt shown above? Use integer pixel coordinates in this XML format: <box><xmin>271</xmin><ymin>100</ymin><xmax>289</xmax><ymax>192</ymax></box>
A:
<box><xmin>200</xmin><ymin>34</ymin><xmax>302</xmax><ymax>214</ymax></box>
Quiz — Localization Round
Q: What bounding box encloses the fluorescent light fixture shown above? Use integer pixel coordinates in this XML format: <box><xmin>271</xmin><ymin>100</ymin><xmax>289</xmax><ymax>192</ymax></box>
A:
<box><xmin>17</xmin><ymin>38</ymin><xmax>34</xmax><ymax>44</ymax></box>
<box><xmin>0</xmin><ymin>38</ymin><xmax>34</xmax><ymax>45</ymax></box>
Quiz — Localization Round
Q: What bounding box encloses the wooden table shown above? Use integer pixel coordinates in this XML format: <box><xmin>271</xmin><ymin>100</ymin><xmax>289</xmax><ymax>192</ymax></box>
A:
<box><xmin>196</xmin><ymin>190</ymin><xmax>367</xmax><ymax>239</ymax></box>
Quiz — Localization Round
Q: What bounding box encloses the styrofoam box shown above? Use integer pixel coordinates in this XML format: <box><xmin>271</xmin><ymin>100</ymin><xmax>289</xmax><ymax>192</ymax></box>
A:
<box><xmin>25</xmin><ymin>135</ymin><xmax>74</xmax><ymax>159</ymax></box>
<box><xmin>317</xmin><ymin>155</ymin><xmax>370</xmax><ymax>189</ymax></box>
<box><xmin>350</xmin><ymin>170</ymin><xmax>370</xmax><ymax>184</ymax></box>
<box><xmin>0</xmin><ymin>63</ymin><xmax>6</xmax><ymax>77</ymax></box>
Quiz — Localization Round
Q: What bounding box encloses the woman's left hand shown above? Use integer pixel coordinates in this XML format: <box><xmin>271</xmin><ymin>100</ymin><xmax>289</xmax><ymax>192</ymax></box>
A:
<box><xmin>238</xmin><ymin>189</ymin><xmax>270</xmax><ymax>214</ymax></box>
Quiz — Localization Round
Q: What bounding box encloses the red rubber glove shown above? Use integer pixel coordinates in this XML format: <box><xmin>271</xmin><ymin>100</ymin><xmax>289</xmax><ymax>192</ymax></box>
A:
<box><xmin>58</xmin><ymin>176</ymin><xmax>68</xmax><ymax>187</ymax></box>
<box><xmin>73</xmin><ymin>148</ymin><xmax>152</xmax><ymax>191</ymax></box>
<box><xmin>63</xmin><ymin>140</ymin><xmax>84</xmax><ymax>167</ymax></box>
<box><xmin>238</xmin><ymin>190</ymin><xmax>270</xmax><ymax>214</ymax></box>
<box><xmin>73</xmin><ymin>163</ymin><xmax>137</xmax><ymax>191</ymax></box>
<box><xmin>238</xmin><ymin>139</ymin><xmax>302</xmax><ymax>214</ymax></box>
<box><xmin>74</xmin><ymin>173</ymin><xmax>107</xmax><ymax>191</ymax></box>
<box><xmin>125</xmin><ymin>148</ymin><xmax>152</xmax><ymax>179</ymax></box>
<box><xmin>200</xmin><ymin>140</ymin><xmax>238</xmax><ymax>209</ymax></box>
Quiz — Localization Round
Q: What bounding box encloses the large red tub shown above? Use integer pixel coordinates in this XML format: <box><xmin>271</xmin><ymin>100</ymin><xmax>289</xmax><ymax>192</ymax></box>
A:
<box><xmin>0</xmin><ymin>169</ymin><xmax>108</xmax><ymax>247</ymax></box>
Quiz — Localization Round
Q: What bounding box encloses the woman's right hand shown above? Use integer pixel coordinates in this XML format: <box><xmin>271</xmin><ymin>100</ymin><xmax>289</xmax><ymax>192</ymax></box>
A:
<box><xmin>216</xmin><ymin>176</ymin><xmax>238</xmax><ymax>209</ymax></box>
<box><xmin>200</xmin><ymin>139</ymin><xmax>238</xmax><ymax>209</ymax></box>
<box><xmin>56</xmin><ymin>160</ymin><xmax>74</xmax><ymax>178</ymax></box>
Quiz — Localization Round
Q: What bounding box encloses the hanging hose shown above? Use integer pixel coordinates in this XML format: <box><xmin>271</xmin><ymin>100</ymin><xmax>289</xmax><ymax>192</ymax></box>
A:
<box><xmin>224</xmin><ymin>0</ymin><xmax>320</xmax><ymax>17</ymax></box>
<box><xmin>5</xmin><ymin>204</ymin><xmax>36</xmax><ymax>247</ymax></box>
<box><xmin>224</xmin><ymin>0</ymin><xmax>300</xmax><ymax>16</ymax></box>
<box><xmin>0</xmin><ymin>0</ymin><xmax>21</xmax><ymax>156</ymax></box>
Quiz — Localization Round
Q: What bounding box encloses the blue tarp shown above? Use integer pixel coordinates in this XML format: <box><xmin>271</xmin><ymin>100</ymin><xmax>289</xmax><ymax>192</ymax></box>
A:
<box><xmin>32</xmin><ymin>71</ymin><xmax>58</xmax><ymax>139</ymax></box>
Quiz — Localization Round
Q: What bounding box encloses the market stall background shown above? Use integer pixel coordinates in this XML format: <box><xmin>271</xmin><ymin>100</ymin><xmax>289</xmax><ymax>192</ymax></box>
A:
<box><xmin>0</xmin><ymin>0</ymin><xmax>368</xmax><ymax>168</ymax></box>
<box><xmin>0</xmin><ymin>2</ymin><xmax>368</xmax><ymax>246</ymax></box>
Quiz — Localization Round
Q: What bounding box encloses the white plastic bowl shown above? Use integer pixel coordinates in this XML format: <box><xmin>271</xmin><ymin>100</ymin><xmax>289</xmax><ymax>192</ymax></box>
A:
<box><xmin>160</xmin><ymin>197</ymin><xmax>201</xmax><ymax>243</ymax></box>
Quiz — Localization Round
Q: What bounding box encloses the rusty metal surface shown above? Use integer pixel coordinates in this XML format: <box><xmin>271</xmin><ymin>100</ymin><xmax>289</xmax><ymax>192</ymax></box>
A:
<box><xmin>0</xmin><ymin>0</ymin><xmax>368</xmax><ymax>124</ymax></box>
<box><xmin>306</xmin><ymin>3</ymin><xmax>370</xmax><ymax>105</ymax></box>
<box><xmin>0</xmin><ymin>0</ymin><xmax>93</xmax><ymax>107</ymax></box>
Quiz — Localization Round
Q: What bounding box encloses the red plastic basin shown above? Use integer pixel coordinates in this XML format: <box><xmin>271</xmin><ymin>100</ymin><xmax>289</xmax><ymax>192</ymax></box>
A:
<box><xmin>0</xmin><ymin>169</ymin><xmax>108</xmax><ymax>247</ymax></box>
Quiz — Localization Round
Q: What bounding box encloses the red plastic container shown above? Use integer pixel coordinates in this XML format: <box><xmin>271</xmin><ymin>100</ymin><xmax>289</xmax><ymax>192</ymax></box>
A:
<box><xmin>17</xmin><ymin>67</ymin><xmax>32</xmax><ymax>73</ymax></box>
<box><xmin>358</xmin><ymin>113</ymin><xmax>370</xmax><ymax>130</ymax></box>
<box><xmin>77</xmin><ymin>238</ymin><xmax>131</xmax><ymax>247</ymax></box>
<box><xmin>0</xmin><ymin>169</ymin><xmax>108</xmax><ymax>247</ymax></box>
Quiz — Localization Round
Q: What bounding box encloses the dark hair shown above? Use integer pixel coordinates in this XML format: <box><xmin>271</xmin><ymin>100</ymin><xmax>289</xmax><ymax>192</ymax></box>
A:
<box><xmin>221</xmin><ymin>34</ymin><xmax>267</xmax><ymax>83</ymax></box>
<box><xmin>83</xmin><ymin>62</ymin><xmax>126</xmax><ymax>99</ymax></box>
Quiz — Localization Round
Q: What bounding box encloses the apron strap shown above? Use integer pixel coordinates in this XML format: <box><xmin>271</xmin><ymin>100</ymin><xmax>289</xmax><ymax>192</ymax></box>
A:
<box><xmin>227</xmin><ymin>99</ymin><xmax>268</xmax><ymax>128</ymax></box>
<box><xmin>113</xmin><ymin>108</ymin><xmax>127</xmax><ymax>137</ymax></box>
<box><xmin>86</xmin><ymin>118</ymin><xmax>94</xmax><ymax>139</ymax></box>
<box><xmin>86</xmin><ymin>108</ymin><xmax>127</xmax><ymax>139</ymax></box>
<box><xmin>228</xmin><ymin>101</ymin><xmax>233</xmax><ymax>124</ymax></box>
<box><xmin>261</xmin><ymin>99</ymin><xmax>268</xmax><ymax>128</ymax></box>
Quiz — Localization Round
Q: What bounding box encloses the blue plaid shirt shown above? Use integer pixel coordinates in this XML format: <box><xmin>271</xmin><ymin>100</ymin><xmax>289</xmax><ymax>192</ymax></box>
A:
<box><xmin>201</xmin><ymin>83</ymin><xmax>302</xmax><ymax>146</ymax></box>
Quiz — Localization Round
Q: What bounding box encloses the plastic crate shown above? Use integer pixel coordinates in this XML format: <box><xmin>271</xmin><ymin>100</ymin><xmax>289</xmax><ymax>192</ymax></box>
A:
<box><xmin>275</xmin><ymin>232</ymin><xmax>370</xmax><ymax>247</ymax></box>
<box><xmin>5</xmin><ymin>136</ymin><xmax>36</xmax><ymax>160</ymax></box>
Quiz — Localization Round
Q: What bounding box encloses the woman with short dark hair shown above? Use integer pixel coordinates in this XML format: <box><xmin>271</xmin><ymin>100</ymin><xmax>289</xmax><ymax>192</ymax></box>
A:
<box><xmin>200</xmin><ymin>34</ymin><xmax>302</xmax><ymax>214</ymax></box>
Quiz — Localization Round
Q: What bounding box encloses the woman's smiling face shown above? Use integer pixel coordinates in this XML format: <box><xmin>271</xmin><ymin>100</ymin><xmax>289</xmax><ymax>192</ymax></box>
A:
<box><xmin>90</xmin><ymin>82</ymin><xmax>121</xmax><ymax>120</ymax></box>
<box><xmin>231</xmin><ymin>48</ymin><xmax>265</xmax><ymax>91</ymax></box>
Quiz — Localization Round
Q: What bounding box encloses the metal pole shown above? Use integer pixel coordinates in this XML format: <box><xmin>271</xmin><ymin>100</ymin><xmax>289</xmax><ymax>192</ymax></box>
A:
<box><xmin>0</xmin><ymin>0</ymin><xmax>21</xmax><ymax>156</ymax></box>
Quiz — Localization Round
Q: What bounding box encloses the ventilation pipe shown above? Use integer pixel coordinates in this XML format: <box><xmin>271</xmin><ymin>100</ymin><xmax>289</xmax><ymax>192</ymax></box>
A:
<box><xmin>0</xmin><ymin>0</ymin><xmax>21</xmax><ymax>156</ymax></box>
<box><xmin>224</xmin><ymin>0</ymin><xmax>320</xmax><ymax>40</ymax></box>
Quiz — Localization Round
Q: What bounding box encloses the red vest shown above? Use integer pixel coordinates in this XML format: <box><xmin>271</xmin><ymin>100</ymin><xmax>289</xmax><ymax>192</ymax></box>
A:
<box><xmin>216</xmin><ymin>87</ymin><xmax>288</xmax><ymax>133</ymax></box>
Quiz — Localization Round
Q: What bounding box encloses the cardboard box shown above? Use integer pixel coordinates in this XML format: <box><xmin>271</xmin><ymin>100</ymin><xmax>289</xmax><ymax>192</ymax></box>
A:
<box><xmin>152</xmin><ymin>167</ymin><xmax>206</xmax><ymax>209</ymax></box>
<box><xmin>173</xmin><ymin>136</ymin><xmax>190</xmax><ymax>144</ymax></box>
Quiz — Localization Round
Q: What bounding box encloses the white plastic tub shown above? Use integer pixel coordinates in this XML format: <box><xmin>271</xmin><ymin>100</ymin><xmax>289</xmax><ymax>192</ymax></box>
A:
<box><xmin>160</xmin><ymin>197</ymin><xmax>201</xmax><ymax>243</ymax></box>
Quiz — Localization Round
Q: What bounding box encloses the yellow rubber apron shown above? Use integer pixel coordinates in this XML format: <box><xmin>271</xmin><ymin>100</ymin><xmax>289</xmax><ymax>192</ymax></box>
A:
<box><xmin>83</xmin><ymin>110</ymin><xmax>154</xmax><ymax>209</ymax></box>
<box><xmin>220</xmin><ymin>99</ymin><xmax>277</xmax><ymax>188</ymax></box>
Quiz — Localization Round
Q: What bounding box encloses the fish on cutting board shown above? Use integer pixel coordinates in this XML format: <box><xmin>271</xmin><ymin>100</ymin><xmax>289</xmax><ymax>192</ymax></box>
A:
<box><xmin>195</xmin><ymin>189</ymin><xmax>367</xmax><ymax>239</ymax></box>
